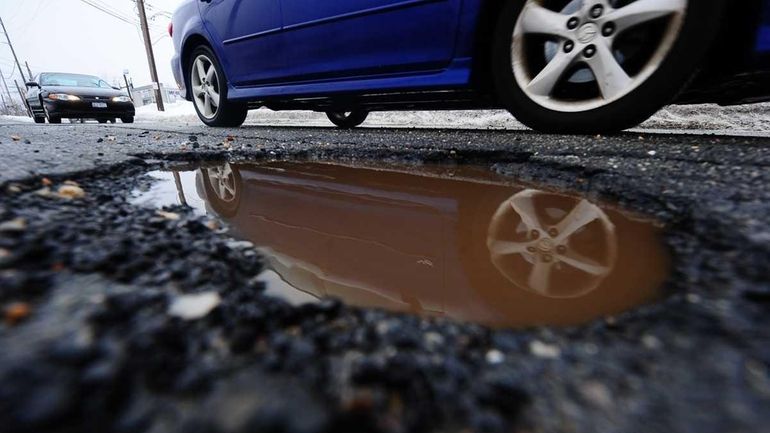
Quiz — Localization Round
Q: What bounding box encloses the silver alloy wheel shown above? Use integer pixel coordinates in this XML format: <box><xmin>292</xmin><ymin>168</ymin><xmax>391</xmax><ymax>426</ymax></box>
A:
<box><xmin>206</xmin><ymin>163</ymin><xmax>237</xmax><ymax>203</ymax></box>
<box><xmin>487</xmin><ymin>190</ymin><xmax>617</xmax><ymax>298</ymax></box>
<box><xmin>512</xmin><ymin>0</ymin><xmax>687</xmax><ymax>112</ymax></box>
<box><xmin>191</xmin><ymin>55</ymin><xmax>221</xmax><ymax>120</ymax></box>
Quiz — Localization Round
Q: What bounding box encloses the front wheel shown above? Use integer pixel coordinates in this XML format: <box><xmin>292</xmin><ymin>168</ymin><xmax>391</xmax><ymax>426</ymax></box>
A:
<box><xmin>34</xmin><ymin>116</ymin><xmax>45</xmax><ymax>124</ymax></box>
<box><xmin>326</xmin><ymin>111</ymin><xmax>369</xmax><ymax>129</ymax></box>
<box><xmin>120</xmin><ymin>116</ymin><xmax>134</xmax><ymax>124</ymax></box>
<box><xmin>188</xmin><ymin>46</ymin><xmax>248</xmax><ymax>127</ymax></box>
<box><xmin>492</xmin><ymin>0</ymin><xmax>724</xmax><ymax>134</ymax></box>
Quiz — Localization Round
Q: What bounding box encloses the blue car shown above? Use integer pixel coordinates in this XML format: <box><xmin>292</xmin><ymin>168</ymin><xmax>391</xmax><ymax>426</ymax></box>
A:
<box><xmin>171</xmin><ymin>0</ymin><xmax>770</xmax><ymax>133</ymax></box>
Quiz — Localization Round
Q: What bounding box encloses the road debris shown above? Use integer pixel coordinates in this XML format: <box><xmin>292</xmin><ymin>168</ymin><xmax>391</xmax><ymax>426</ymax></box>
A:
<box><xmin>4</xmin><ymin>302</ymin><xmax>31</xmax><ymax>326</ymax></box>
<box><xmin>0</xmin><ymin>218</ymin><xmax>27</xmax><ymax>232</ymax></box>
<box><xmin>168</xmin><ymin>292</ymin><xmax>222</xmax><ymax>320</ymax></box>
<box><xmin>57</xmin><ymin>185</ymin><xmax>86</xmax><ymax>200</ymax></box>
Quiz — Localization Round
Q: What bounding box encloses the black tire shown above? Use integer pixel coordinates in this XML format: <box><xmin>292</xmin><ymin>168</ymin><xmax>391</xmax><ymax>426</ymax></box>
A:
<box><xmin>48</xmin><ymin>116</ymin><xmax>61</xmax><ymax>124</ymax></box>
<box><xmin>120</xmin><ymin>116</ymin><xmax>133</xmax><ymax>124</ymax></box>
<box><xmin>492</xmin><ymin>0</ymin><xmax>725</xmax><ymax>134</ymax></box>
<box><xmin>34</xmin><ymin>116</ymin><xmax>45</xmax><ymax>124</ymax></box>
<box><xmin>326</xmin><ymin>111</ymin><xmax>369</xmax><ymax>129</ymax></box>
<box><xmin>98</xmin><ymin>119</ymin><xmax>108</xmax><ymax>124</ymax></box>
<box><xmin>188</xmin><ymin>45</ymin><xmax>248</xmax><ymax>127</ymax></box>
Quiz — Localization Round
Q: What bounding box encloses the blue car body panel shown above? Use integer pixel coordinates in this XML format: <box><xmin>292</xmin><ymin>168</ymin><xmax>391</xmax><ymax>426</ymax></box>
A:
<box><xmin>758</xmin><ymin>2</ymin><xmax>770</xmax><ymax>52</ymax></box>
<box><xmin>171</xmin><ymin>0</ymin><xmax>770</xmax><ymax>106</ymax></box>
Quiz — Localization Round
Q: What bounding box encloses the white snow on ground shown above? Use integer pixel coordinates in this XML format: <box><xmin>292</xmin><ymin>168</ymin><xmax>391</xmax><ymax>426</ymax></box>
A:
<box><xmin>135</xmin><ymin>101</ymin><xmax>770</xmax><ymax>133</ymax></box>
<box><xmin>0</xmin><ymin>115</ymin><xmax>33</xmax><ymax>124</ymax></box>
<box><xmin>5</xmin><ymin>101</ymin><xmax>769</xmax><ymax>133</ymax></box>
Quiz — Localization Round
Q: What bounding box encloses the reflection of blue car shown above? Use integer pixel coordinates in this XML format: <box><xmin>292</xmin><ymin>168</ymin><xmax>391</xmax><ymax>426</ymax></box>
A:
<box><xmin>171</xmin><ymin>0</ymin><xmax>770</xmax><ymax>133</ymax></box>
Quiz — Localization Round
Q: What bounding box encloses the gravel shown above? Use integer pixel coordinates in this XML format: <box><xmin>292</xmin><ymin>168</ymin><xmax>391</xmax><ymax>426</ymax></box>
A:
<box><xmin>0</xmin><ymin>121</ymin><xmax>768</xmax><ymax>433</ymax></box>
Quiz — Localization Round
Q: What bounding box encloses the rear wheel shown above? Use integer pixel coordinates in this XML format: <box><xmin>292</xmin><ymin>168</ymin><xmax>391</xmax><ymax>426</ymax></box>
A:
<box><xmin>492</xmin><ymin>0</ymin><xmax>724</xmax><ymax>134</ymax></box>
<box><xmin>189</xmin><ymin>46</ymin><xmax>248</xmax><ymax>127</ymax></box>
<box><xmin>98</xmin><ymin>119</ymin><xmax>108</xmax><ymax>124</ymax></box>
<box><xmin>34</xmin><ymin>116</ymin><xmax>45</xmax><ymax>124</ymax></box>
<box><xmin>326</xmin><ymin>111</ymin><xmax>369</xmax><ymax>129</ymax></box>
<box><xmin>120</xmin><ymin>116</ymin><xmax>133</xmax><ymax>124</ymax></box>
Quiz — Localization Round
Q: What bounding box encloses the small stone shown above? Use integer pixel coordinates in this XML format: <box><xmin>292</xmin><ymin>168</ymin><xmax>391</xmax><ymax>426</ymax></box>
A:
<box><xmin>686</xmin><ymin>293</ymin><xmax>702</xmax><ymax>304</ymax></box>
<box><xmin>23</xmin><ymin>139</ymin><xmax>31</xmax><ymax>144</ymax></box>
<box><xmin>57</xmin><ymin>185</ymin><xmax>86</xmax><ymax>199</ymax></box>
<box><xmin>106</xmin><ymin>136</ymin><xmax>117</xmax><ymax>141</ymax></box>
<box><xmin>156</xmin><ymin>211</ymin><xmax>180</xmax><ymax>220</ymax></box>
<box><xmin>0</xmin><ymin>248</ymin><xmax>10</xmax><ymax>259</ymax></box>
<box><xmin>0</xmin><ymin>218</ymin><xmax>27</xmax><ymax>232</ymax></box>
<box><xmin>10</xmin><ymin>134</ymin><xmax>21</xmax><ymax>141</ymax></box>
<box><xmin>188</xmin><ymin>135</ymin><xmax>198</xmax><ymax>142</ymax></box>
<box><xmin>168</xmin><ymin>292</ymin><xmax>222</xmax><ymax>320</ymax></box>
<box><xmin>4</xmin><ymin>302</ymin><xmax>31</xmax><ymax>325</ymax></box>
<box><xmin>205</xmin><ymin>220</ymin><xmax>221</xmax><ymax>230</ymax></box>
<box><xmin>6</xmin><ymin>184</ymin><xmax>22</xmax><ymax>193</ymax></box>
<box><xmin>97</xmin><ymin>138</ymin><xmax>104</xmax><ymax>143</ymax></box>
<box><xmin>642</xmin><ymin>334</ymin><xmax>662</xmax><ymax>349</ymax></box>
<box><xmin>647</xmin><ymin>150</ymin><xmax>657</xmax><ymax>156</ymax></box>
<box><xmin>529</xmin><ymin>340</ymin><xmax>561</xmax><ymax>359</ymax></box>
<box><xmin>485</xmin><ymin>349</ymin><xmax>505</xmax><ymax>365</ymax></box>
<box><xmin>41</xmin><ymin>178</ymin><xmax>53</xmax><ymax>186</ymax></box>
<box><xmin>34</xmin><ymin>187</ymin><xmax>53</xmax><ymax>198</ymax></box>
<box><xmin>580</xmin><ymin>381</ymin><xmax>613</xmax><ymax>409</ymax></box>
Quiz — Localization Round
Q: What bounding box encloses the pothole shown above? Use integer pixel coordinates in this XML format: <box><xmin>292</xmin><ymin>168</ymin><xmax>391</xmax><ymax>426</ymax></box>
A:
<box><xmin>132</xmin><ymin>161</ymin><xmax>670</xmax><ymax>328</ymax></box>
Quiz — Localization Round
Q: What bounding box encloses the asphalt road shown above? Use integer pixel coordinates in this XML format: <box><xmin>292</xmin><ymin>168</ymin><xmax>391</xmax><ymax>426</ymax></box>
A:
<box><xmin>0</xmin><ymin>119</ymin><xmax>768</xmax><ymax>433</ymax></box>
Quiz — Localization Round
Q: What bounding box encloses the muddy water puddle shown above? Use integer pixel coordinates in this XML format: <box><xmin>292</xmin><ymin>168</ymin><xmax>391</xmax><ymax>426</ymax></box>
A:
<box><xmin>133</xmin><ymin>161</ymin><xmax>670</xmax><ymax>328</ymax></box>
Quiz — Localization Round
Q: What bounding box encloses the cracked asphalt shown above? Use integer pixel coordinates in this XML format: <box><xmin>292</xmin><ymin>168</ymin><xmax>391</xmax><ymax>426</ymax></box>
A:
<box><xmin>0</xmin><ymin>118</ymin><xmax>768</xmax><ymax>433</ymax></box>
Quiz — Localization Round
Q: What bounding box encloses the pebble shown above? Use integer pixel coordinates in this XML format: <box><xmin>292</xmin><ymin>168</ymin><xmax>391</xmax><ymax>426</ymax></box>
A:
<box><xmin>156</xmin><ymin>211</ymin><xmax>181</xmax><ymax>221</ymax></box>
<box><xmin>57</xmin><ymin>185</ymin><xmax>86</xmax><ymax>200</ymax></box>
<box><xmin>529</xmin><ymin>340</ymin><xmax>561</xmax><ymax>359</ymax></box>
<box><xmin>0</xmin><ymin>218</ymin><xmax>27</xmax><ymax>232</ymax></box>
<box><xmin>485</xmin><ymin>349</ymin><xmax>505</xmax><ymax>365</ymax></box>
<box><xmin>168</xmin><ymin>292</ymin><xmax>222</xmax><ymax>320</ymax></box>
<box><xmin>4</xmin><ymin>302</ymin><xmax>31</xmax><ymax>325</ymax></box>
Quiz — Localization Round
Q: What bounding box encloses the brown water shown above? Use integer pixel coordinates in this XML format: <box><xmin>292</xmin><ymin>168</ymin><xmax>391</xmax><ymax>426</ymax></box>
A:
<box><xmin>135</xmin><ymin>161</ymin><xmax>670</xmax><ymax>329</ymax></box>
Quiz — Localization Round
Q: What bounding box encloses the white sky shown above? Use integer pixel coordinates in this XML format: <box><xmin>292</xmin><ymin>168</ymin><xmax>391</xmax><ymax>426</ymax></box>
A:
<box><xmin>0</xmin><ymin>0</ymin><xmax>185</xmax><ymax>92</ymax></box>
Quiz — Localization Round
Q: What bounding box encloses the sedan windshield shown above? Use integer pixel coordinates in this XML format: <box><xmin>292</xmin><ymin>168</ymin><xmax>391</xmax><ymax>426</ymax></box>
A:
<box><xmin>40</xmin><ymin>73</ymin><xmax>112</xmax><ymax>89</ymax></box>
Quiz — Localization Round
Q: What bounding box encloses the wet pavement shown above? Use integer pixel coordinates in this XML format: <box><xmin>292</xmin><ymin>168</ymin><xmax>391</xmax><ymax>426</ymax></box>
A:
<box><xmin>135</xmin><ymin>162</ymin><xmax>669</xmax><ymax>329</ymax></box>
<box><xmin>0</xmin><ymin>120</ymin><xmax>769</xmax><ymax>433</ymax></box>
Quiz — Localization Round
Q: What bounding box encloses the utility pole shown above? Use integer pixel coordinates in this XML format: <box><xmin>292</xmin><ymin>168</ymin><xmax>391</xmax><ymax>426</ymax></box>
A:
<box><xmin>0</xmin><ymin>66</ymin><xmax>14</xmax><ymax>106</ymax></box>
<box><xmin>14</xmin><ymin>80</ymin><xmax>31</xmax><ymax>117</ymax></box>
<box><xmin>136</xmin><ymin>0</ymin><xmax>164</xmax><ymax>111</ymax></box>
<box><xmin>123</xmin><ymin>69</ymin><xmax>133</xmax><ymax>100</ymax></box>
<box><xmin>0</xmin><ymin>92</ymin><xmax>7</xmax><ymax>115</ymax></box>
<box><xmin>24</xmin><ymin>61</ymin><xmax>33</xmax><ymax>81</ymax></box>
<box><xmin>0</xmin><ymin>16</ymin><xmax>28</xmax><ymax>86</ymax></box>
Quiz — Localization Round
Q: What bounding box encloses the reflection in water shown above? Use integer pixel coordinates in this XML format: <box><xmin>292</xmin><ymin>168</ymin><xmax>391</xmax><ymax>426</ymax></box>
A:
<box><xmin>141</xmin><ymin>162</ymin><xmax>670</xmax><ymax>328</ymax></box>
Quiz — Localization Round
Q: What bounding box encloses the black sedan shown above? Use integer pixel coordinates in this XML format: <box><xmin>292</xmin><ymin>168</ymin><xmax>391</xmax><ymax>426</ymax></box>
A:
<box><xmin>25</xmin><ymin>72</ymin><xmax>135</xmax><ymax>124</ymax></box>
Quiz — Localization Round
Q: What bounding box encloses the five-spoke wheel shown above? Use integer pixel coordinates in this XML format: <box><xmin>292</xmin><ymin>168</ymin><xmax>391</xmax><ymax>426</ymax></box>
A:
<box><xmin>493</xmin><ymin>0</ymin><xmax>724</xmax><ymax>133</ymax></box>
<box><xmin>188</xmin><ymin>46</ymin><xmax>248</xmax><ymax>127</ymax></box>
<box><xmin>487</xmin><ymin>189</ymin><xmax>617</xmax><ymax>298</ymax></box>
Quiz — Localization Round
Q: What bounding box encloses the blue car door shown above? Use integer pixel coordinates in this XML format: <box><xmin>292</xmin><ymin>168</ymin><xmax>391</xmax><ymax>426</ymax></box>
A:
<box><xmin>199</xmin><ymin>0</ymin><xmax>284</xmax><ymax>86</ymax></box>
<box><xmin>280</xmin><ymin>0</ymin><xmax>462</xmax><ymax>81</ymax></box>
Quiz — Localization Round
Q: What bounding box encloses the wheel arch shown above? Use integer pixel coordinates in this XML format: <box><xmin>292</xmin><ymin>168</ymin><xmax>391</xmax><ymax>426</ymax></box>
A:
<box><xmin>469</xmin><ymin>0</ymin><xmax>508</xmax><ymax>97</ymax></box>
<box><xmin>180</xmin><ymin>34</ymin><xmax>214</xmax><ymax>100</ymax></box>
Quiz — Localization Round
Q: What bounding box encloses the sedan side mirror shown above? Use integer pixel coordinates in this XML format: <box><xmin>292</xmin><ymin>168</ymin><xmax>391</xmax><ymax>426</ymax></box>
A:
<box><xmin>25</xmin><ymin>81</ymin><xmax>40</xmax><ymax>88</ymax></box>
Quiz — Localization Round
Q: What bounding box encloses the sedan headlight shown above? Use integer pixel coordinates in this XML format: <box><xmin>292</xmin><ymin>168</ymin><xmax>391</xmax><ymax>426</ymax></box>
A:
<box><xmin>47</xmin><ymin>93</ymin><xmax>81</xmax><ymax>101</ymax></box>
<box><xmin>112</xmin><ymin>96</ymin><xmax>132</xmax><ymax>103</ymax></box>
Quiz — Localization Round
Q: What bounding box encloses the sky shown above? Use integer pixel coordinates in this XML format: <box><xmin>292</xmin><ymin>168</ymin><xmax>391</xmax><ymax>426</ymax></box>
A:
<box><xmin>0</xmin><ymin>0</ymin><xmax>184</xmax><ymax>96</ymax></box>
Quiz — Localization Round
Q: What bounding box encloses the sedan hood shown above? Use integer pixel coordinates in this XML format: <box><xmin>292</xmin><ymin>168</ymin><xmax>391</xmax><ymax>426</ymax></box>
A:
<box><xmin>42</xmin><ymin>86</ymin><xmax>126</xmax><ymax>97</ymax></box>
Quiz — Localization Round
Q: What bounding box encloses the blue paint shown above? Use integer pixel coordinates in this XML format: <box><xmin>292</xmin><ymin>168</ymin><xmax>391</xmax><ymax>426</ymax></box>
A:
<box><xmin>171</xmin><ymin>0</ymin><xmax>770</xmax><ymax>106</ymax></box>
<box><xmin>759</xmin><ymin>26</ymin><xmax>770</xmax><ymax>52</ymax></box>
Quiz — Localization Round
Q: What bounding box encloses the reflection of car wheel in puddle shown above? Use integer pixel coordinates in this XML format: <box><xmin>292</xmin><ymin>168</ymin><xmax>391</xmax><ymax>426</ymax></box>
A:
<box><xmin>200</xmin><ymin>163</ymin><xmax>242</xmax><ymax>217</ymax></box>
<box><xmin>487</xmin><ymin>189</ymin><xmax>617</xmax><ymax>298</ymax></box>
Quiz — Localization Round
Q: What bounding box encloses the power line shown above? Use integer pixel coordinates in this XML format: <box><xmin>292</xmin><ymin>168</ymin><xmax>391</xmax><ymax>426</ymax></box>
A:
<box><xmin>78</xmin><ymin>0</ymin><xmax>137</xmax><ymax>26</ymax></box>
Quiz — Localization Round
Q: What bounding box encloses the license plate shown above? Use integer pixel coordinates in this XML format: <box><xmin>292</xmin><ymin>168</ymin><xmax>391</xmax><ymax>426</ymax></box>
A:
<box><xmin>92</xmin><ymin>102</ymin><xmax>108</xmax><ymax>108</ymax></box>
